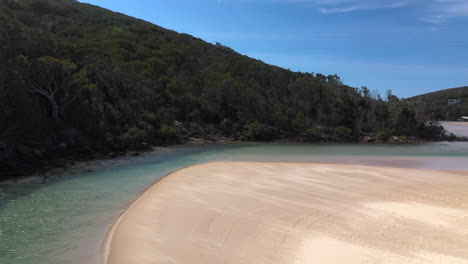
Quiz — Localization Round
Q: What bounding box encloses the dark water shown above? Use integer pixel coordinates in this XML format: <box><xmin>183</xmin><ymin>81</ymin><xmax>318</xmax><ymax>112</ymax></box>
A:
<box><xmin>1</xmin><ymin>142</ymin><xmax>468</xmax><ymax>264</ymax></box>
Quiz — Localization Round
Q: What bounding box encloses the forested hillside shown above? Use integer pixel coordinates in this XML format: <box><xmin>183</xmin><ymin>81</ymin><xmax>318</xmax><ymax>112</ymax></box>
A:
<box><xmin>0</xmin><ymin>0</ymin><xmax>445</xmax><ymax>178</ymax></box>
<box><xmin>409</xmin><ymin>87</ymin><xmax>468</xmax><ymax>121</ymax></box>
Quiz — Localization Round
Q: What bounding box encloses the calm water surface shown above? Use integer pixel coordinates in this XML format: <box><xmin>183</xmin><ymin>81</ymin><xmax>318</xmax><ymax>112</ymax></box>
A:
<box><xmin>1</xmin><ymin>142</ymin><xmax>468</xmax><ymax>264</ymax></box>
<box><xmin>441</xmin><ymin>121</ymin><xmax>468</xmax><ymax>138</ymax></box>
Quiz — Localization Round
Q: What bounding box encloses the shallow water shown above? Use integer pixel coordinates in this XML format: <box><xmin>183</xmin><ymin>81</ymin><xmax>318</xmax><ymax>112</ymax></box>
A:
<box><xmin>1</xmin><ymin>142</ymin><xmax>468</xmax><ymax>264</ymax></box>
<box><xmin>441</xmin><ymin>121</ymin><xmax>468</xmax><ymax>138</ymax></box>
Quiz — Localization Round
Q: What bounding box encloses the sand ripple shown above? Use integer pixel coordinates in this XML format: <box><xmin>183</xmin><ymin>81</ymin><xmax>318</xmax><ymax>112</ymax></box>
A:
<box><xmin>104</xmin><ymin>162</ymin><xmax>468</xmax><ymax>264</ymax></box>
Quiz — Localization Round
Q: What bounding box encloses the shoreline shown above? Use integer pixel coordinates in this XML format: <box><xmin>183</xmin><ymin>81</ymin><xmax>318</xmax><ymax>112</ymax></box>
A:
<box><xmin>3</xmin><ymin>130</ymin><xmax>466</xmax><ymax>182</ymax></box>
<box><xmin>100</xmin><ymin>168</ymin><xmax>177</xmax><ymax>264</ymax></box>
<box><xmin>103</xmin><ymin>162</ymin><xmax>468</xmax><ymax>264</ymax></box>
<box><xmin>2</xmin><ymin>137</ymin><xmax>464</xmax><ymax>181</ymax></box>
<box><xmin>2</xmin><ymin>140</ymin><xmax>468</xmax><ymax>200</ymax></box>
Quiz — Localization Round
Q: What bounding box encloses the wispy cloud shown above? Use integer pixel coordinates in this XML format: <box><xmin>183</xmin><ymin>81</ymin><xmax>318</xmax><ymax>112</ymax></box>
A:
<box><xmin>263</xmin><ymin>0</ymin><xmax>468</xmax><ymax>23</ymax></box>
<box><xmin>217</xmin><ymin>0</ymin><xmax>468</xmax><ymax>23</ymax></box>
<box><xmin>422</xmin><ymin>0</ymin><xmax>468</xmax><ymax>23</ymax></box>
<box><xmin>318</xmin><ymin>1</ymin><xmax>408</xmax><ymax>14</ymax></box>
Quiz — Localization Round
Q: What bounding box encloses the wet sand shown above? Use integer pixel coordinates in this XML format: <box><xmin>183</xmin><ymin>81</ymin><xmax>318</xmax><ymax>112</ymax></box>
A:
<box><xmin>104</xmin><ymin>162</ymin><xmax>468</xmax><ymax>264</ymax></box>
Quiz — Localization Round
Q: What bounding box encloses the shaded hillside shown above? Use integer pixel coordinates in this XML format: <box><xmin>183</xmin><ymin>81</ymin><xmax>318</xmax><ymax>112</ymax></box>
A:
<box><xmin>409</xmin><ymin>87</ymin><xmax>468</xmax><ymax>121</ymax></box>
<box><xmin>0</xmin><ymin>0</ymin><xmax>445</xmax><ymax>178</ymax></box>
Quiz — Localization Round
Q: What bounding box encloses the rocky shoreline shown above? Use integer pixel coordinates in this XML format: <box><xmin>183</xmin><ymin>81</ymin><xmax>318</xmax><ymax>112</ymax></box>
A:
<box><xmin>1</xmin><ymin>121</ymin><xmax>464</xmax><ymax>184</ymax></box>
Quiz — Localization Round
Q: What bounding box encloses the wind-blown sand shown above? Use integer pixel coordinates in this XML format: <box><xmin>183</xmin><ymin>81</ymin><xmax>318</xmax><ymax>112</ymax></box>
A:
<box><xmin>104</xmin><ymin>162</ymin><xmax>468</xmax><ymax>264</ymax></box>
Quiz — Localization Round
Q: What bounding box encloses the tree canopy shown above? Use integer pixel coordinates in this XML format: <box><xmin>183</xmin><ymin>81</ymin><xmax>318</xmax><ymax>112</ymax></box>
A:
<box><xmin>0</xmin><ymin>0</ymin><xmax>446</xmax><ymax>178</ymax></box>
<box><xmin>409</xmin><ymin>86</ymin><xmax>468</xmax><ymax>121</ymax></box>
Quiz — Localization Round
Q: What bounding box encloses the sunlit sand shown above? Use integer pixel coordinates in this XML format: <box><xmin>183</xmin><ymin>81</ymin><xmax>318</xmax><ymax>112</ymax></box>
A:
<box><xmin>104</xmin><ymin>162</ymin><xmax>468</xmax><ymax>264</ymax></box>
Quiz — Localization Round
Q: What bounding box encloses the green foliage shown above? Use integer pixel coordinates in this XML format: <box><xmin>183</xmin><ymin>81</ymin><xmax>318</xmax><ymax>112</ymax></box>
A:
<box><xmin>416</xmin><ymin>122</ymin><xmax>445</xmax><ymax>140</ymax></box>
<box><xmin>159</xmin><ymin>125</ymin><xmax>179</xmax><ymax>142</ymax></box>
<box><xmin>333</xmin><ymin>127</ymin><xmax>354</xmax><ymax>141</ymax></box>
<box><xmin>120</xmin><ymin>127</ymin><xmax>144</xmax><ymax>144</ymax></box>
<box><xmin>399</xmin><ymin>136</ymin><xmax>408</xmax><ymax>141</ymax></box>
<box><xmin>305</xmin><ymin>127</ymin><xmax>324</xmax><ymax>142</ymax></box>
<box><xmin>447</xmin><ymin>133</ymin><xmax>458</xmax><ymax>141</ymax></box>
<box><xmin>409</xmin><ymin>86</ymin><xmax>468</xmax><ymax>121</ymax></box>
<box><xmin>120</xmin><ymin>121</ymin><xmax>155</xmax><ymax>146</ymax></box>
<box><xmin>305</xmin><ymin>126</ymin><xmax>354</xmax><ymax>142</ymax></box>
<box><xmin>376</xmin><ymin>130</ymin><xmax>392</xmax><ymax>141</ymax></box>
<box><xmin>394</xmin><ymin>108</ymin><xmax>418</xmax><ymax>136</ymax></box>
<box><xmin>291</xmin><ymin>113</ymin><xmax>308</xmax><ymax>133</ymax></box>
<box><xmin>0</xmin><ymin>0</ymin><xmax>447</xmax><ymax>177</ymax></box>
<box><xmin>220</xmin><ymin>118</ymin><xmax>233</xmax><ymax>134</ymax></box>
<box><xmin>37</xmin><ymin>56</ymin><xmax>77</xmax><ymax>73</ymax></box>
<box><xmin>141</xmin><ymin>112</ymin><xmax>158</xmax><ymax>125</ymax></box>
<box><xmin>242</xmin><ymin>121</ymin><xmax>271</xmax><ymax>141</ymax></box>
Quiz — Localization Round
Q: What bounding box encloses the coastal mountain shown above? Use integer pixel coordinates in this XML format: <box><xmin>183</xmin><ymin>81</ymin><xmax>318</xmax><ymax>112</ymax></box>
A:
<box><xmin>0</xmin><ymin>0</ymin><xmax>444</xmax><ymax>177</ymax></box>
<box><xmin>409</xmin><ymin>87</ymin><xmax>468</xmax><ymax>121</ymax></box>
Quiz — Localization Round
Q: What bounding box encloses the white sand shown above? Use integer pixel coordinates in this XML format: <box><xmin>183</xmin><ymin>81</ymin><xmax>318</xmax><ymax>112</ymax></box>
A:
<box><xmin>104</xmin><ymin>162</ymin><xmax>468</xmax><ymax>264</ymax></box>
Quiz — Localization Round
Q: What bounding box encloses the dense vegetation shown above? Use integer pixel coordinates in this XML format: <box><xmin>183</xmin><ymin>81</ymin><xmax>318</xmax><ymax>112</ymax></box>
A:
<box><xmin>0</xmin><ymin>0</ymin><xmax>446</xmax><ymax>178</ymax></box>
<box><xmin>409</xmin><ymin>87</ymin><xmax>468</xmax><ymax>121</ymax></box>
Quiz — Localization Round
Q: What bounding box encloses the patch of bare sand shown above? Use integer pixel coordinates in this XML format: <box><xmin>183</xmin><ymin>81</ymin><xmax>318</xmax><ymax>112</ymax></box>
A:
<box><xmin>104</xmin><ymin>162</ymin><xmax>468</xmax><ymax>264</ymax></box>
<box><xmin>445</xmin><ymin>122</ymin><xmax>468</xmax><ymax>125</ymax></box>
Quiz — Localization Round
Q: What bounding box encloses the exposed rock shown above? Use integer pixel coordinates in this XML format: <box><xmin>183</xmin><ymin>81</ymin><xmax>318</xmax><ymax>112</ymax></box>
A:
<box><xmin>126</xmin><ymin>151</ymin><xmax>140</xmax><ymax>157</ymax></box>
<box><xmin>388</xmin><ymin>136</ymin><xmax>400</xmax><ymax>143</ymax></box>
<box><xmin>189</xmin><ymin>137</ymin><xmax>209</xmax><ymax>144</ymax></box>
<box><xmin>360</xmin><ymin>136</ymin><xmax>374</xmax><ymax>143</ymax></box>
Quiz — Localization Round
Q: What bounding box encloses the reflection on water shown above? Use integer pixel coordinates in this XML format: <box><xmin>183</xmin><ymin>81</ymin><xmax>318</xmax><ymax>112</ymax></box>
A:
<box><xmin>1</xmin><ymin>142</ymin><xmax>468</xmax><ymax>264</ymax></box>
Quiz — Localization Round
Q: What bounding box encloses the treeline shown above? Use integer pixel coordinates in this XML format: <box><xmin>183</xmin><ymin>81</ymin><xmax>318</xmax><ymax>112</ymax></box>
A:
<box><xmin>0</xmin><ymin>0</ymin><xmax>446</xmax><ymax>178</ymax></box>
<box><xmin>409</xmin><ymin>87</ymin><xmax>468</xmax><ymax>121</ymax></box>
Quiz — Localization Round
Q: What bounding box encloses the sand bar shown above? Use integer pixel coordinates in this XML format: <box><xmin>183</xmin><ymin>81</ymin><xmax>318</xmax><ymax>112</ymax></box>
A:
<box><xmin>445</xmin><ymin>122</ymin><xmax>468</xmax><ymax>125</ymax></box>
<box><xmin>104</xmin><ymin>162</ymin><xmax>468</xmax><ymax>264</ymax></box>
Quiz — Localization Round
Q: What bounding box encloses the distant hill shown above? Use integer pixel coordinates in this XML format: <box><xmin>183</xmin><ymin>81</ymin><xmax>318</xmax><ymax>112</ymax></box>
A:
<box><xmin>409</xmin><ymin>87</ymin><xmax>468</xmax><ymax>120</ymax></box>
<box><xmin>0</xmin><ymin>0</ymin><xmax>445</xmax><ymax>177</ymax></box>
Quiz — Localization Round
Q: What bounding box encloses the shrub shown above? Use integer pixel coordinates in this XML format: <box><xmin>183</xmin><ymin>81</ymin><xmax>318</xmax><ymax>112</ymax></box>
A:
<box><xmin>305</xmin><ymin>127</ymin><xmax>323</xmax><ymax>141</ymax></box>
<box><xmin>417</xmin><ymin>122</ymin><xmax>445</xmax><ymax>140</ymax></box>
<box><xmin>119</xmin><ymin>120</ymin><xmax>156</xmax><ymax>147</ymax></box>
<box><xmin>220</xmin><ymin>118</ymin><xmax>233</xmax><ymax>134</ymax></box>
<box><xmin>242</xmin><ymin>121</ymin><xmax>271</xmax><ymax>141</ymax></box>
<box><xmin>333</xmin><ymin>126</ymin><xmax>354</xmax><ymax>141</ymax></box>
<box><xmin>120</xmin><ymin>127</ymin><xmax>148</xmax><ymax>145</ymax></box>
<box><xmin>141</xmin><ymin>112</ymin><xmax>158</xmax><ymax>125</ymax></box>
<box><xmin>159</xmin><ymin>125</ymin><xmax>179</xmax><ymax>142</ymax></box>
<box><xmin>447</xmin><ymin>133</ymin><xmax>457</xmax><ymax>141</ymax></box>
<box><xmin>292</xmin><ymin>113</ymin><xmax>308</xmax><ymax>133</ymax></box>
<box><xmin>376</xmin><ymin>130</ymin><xmax>392</xmax><ymax>141</ymax></box>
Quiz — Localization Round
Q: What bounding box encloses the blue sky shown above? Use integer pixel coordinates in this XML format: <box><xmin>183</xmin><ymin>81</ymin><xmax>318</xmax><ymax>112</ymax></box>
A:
<box><xmin>80</xmin><ymin>0</ymin><xmax>468</xmax><ymax>98</ymax></box>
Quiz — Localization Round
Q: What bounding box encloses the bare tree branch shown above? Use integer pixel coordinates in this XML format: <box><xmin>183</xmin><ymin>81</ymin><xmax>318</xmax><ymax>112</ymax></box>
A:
<box><xmin>28</xmin><ymin>57</ymin><xmax>77</xmax><ymax>121</ymax></box>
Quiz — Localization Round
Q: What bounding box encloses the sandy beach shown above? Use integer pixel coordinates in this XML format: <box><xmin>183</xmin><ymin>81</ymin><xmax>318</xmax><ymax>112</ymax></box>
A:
<box><xmin>104</xmin><ymin>162</ymin><xmax>468</xmax><ymax>264</ymax></box>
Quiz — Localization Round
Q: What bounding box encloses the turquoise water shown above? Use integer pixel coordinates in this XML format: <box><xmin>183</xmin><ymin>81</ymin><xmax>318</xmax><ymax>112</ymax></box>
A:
<box><xmin>1</xmin><ymin>142</ymin><xmax>468</xmax><ymax>264</ymax></box>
